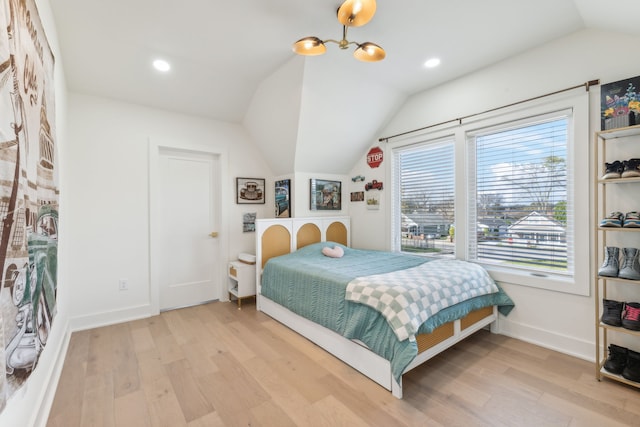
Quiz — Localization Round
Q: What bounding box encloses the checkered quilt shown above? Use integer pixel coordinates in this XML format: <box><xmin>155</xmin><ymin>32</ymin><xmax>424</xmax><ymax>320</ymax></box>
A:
<box><xmin>345</xmin><ymin>259</ymin><xmax>499</xmax><ymax>342</ymax></box>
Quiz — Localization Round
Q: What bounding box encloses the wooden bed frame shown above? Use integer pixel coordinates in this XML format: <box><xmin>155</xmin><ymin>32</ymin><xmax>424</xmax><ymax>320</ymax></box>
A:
<box><xmin>255</xmin><ymin>216</ymin><xmax>498</xmax><ymax>398</ymax></box>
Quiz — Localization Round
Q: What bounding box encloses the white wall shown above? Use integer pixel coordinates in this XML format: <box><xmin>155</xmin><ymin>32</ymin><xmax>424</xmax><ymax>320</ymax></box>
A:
<box><xmin>244</xmin><ymin>57</ymin><xmax>304</xmax><ymax>177</ymax></box>
<box><xmin>350</xmin><ymin>28</ymin><xmax>640</xmax><ymax>362</ymax></box>
<box><xmin>64</xmin><ymin>94</ymin><xmax>273</xmax><ymax>329</ymax></box>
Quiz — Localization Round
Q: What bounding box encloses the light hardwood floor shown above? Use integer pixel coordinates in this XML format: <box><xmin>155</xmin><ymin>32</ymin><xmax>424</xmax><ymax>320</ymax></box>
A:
<box><xmin>47</xmin><ymin>301</ymin><xmax>640</xmax><ymax>426</ymax></box>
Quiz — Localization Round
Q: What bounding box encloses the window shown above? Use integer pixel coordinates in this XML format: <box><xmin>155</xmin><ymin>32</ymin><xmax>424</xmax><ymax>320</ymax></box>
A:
<box><xmin>390</xmin><ymin>92</ymin><xmax>589</xmax><ymax>294</ymax></box>
<box><xmin>468</xmin><ymin>114</ymin><xmax>571</xmax><ymax>276</ymax></box>
<box><xmin>393</xmin><ymin>139</ymin><xmax>455</xmax><ymax>258</ymax></box>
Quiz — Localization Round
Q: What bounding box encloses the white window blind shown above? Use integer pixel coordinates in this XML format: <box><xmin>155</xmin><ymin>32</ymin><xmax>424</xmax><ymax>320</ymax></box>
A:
<box><xmin>395</xmin><ymin>139</ymin><xmax>455</xmax><ymax>258</ymax></box>
<box><xmin>468</xmin><ymin>113</ymin><xmax>572</xmax><ymax>275</ymax></box>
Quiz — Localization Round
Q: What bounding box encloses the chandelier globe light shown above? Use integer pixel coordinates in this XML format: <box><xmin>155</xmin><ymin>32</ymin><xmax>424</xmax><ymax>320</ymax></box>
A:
<box><xmin>292</xmin><ymin>0</ymin><xmax>385</xmax><ymax>62</ymax></box>
<box><xmin>337</xmin><ymin>0</ymin><xmax>377</xmax><ymax>27</ymax></box>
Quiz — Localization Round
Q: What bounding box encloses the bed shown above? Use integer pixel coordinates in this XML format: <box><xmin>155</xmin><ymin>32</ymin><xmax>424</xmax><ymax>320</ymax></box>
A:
<box><xmin>255</xmin><ymin>216</ymin><xmax>514</xmax><ymax>398</ymax></box>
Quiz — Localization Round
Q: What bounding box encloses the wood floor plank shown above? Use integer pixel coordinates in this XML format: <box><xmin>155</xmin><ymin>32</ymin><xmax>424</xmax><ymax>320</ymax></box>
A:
<box><xmin>165</xmin><ymin>358</ymin><xmax>215</xmax><ymax>422</ymax></box>
<box><xmin>136</xmin><ymin>348</ymin><xmax>167</xmax><ymax>384</ymax></box>
<box><xmin>163</xmin><ymin>309</ymin><xmax>198</xmax><ymax>346</ymax></box>
<box><xmin>315</xmin><ymin>374</ymin><xmax>409</xmax><ymax>427</ymax></box>
<box><xmin>152</xmin><ymin>331</ymin><xmax>185</xmax><ymax>365</ymax></box>
<box><xmin>130</xmin><ymin>325</ymin><xmax>156</xmax><ymax>354</ymax></box>
<box><xmin>540</xmin><ymin>392</ymin><xmax>630</xmax><ymax>427</ymax></box>
<box><xmin>47</xmin><ymin>301</ymin><xmax>640</xmax><ymax>426</ymax></box>
<box><xmin>80</xmin><ymin>372</ymin><xmax>115</xmax><ymax>427</ymax></box>
<box><xmin>142</xmin><ymin>376</ymin><xmax>188</xmax><ymax>427</ymax></box>
<box><xmin>206</xmin><ymin>319</ymin><xmax>256</xmax><ymax>363</ymax></box>
<box><xmin>311</xmin><ymin>394</ymin><xmax>372</xmax><ymax>427</ymax></box>
<box><xmin>186</xmin><ymin>411</ymin><xmax>226</xmax><ymax>427</ymax></box>
<box><xmin>195</xmin><ymin>370</ymin><xmax>261</xmax><ymax>427</ymax></box>
<box><xmin>114</xmin><ymin>389</ymin><xmax>152</xmax><ymax>427</ymax></box>
<box><xmin>241</xmin><ymin>357</ymin><xmax>328</xmax><ymax>426</ymax></box>
<box><xmin>111</xmin><ymin>323</ymin><xmax>141</xmax><ymax>398</ymax></box>
<box><xmin>85</xmin><ymin>326</ymin><xmax>114</xmax><ymax>377</ymax></box>
<box><xmin>249</xmin><ymin>400</ymin><xmax>298</xmax><ymax>427</ymax></box>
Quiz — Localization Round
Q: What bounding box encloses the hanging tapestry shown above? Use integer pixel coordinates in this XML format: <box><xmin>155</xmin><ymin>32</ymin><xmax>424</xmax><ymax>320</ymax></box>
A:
<box><xmin>0</xmin><ymin>0</ymin><xmax>58</xmax><ymax>414</ymax></box>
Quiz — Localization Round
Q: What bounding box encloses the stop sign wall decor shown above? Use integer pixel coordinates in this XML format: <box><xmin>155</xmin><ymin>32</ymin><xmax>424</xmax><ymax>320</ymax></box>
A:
<box><xmin>367</xmin><ymin>147</ymin><xmax>383</xmax><ymax>168</ymax></box>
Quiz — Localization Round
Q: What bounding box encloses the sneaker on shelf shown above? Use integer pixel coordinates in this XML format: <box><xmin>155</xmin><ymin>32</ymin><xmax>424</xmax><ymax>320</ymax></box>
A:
<box><xmin>622</xmin><ymin>302</ymin><xmax>640</xmax><ymax>331</ymax></box>
<box><xmin>602</xmin><ymin>160</ymin><xmax>623</xmax><ymax>179</ymax></box>
<box><xmin>622</xmin><ymin>158</ymin><xmax>640</xmax><ymax>178</ymax></box>
<box><xmin>623</xmin><ymin>212</ymin><xmax>640</xmax><ymax>228</ymax></box>
<box><xmin>600</xmin><ymin>211</ymin><xmax>624</xmax><ymax>228</ymax></box>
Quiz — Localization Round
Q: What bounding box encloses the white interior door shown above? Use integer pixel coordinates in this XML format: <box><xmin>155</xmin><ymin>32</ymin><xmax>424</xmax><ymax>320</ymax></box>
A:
<box><xmin>158</xmin><ymin>148</ymin><xmax>219</xmax><ymax>310</ymax></box>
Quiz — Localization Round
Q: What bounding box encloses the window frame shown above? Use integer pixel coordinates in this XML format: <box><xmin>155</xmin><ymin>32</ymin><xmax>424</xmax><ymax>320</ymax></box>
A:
<box><xmin>390</xmin><ymin>91</ymin><xmax>590</xmax><ymax>296</ymax></box>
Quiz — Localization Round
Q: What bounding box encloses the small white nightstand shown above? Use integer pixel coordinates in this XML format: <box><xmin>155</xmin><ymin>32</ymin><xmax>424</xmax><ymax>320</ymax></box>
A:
<box><xmin>228</xmin><ymin>256</ymin><xmax>256</xmax><ymax>309</ymax></box>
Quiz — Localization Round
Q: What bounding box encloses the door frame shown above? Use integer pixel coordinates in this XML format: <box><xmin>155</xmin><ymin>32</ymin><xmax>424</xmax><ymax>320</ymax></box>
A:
<box><xmin>148</xmin><ymin>139</ymin><xmax>229</xmax><ymax>315</ymax></box>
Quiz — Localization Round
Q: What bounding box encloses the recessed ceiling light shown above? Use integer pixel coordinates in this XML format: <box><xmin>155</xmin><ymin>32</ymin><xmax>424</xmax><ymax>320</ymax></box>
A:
<box><xmin>424</xmin><ymin>58</ymin><xmax>441</xmax><ymax>68</ymax></box>
<box><xmin>153</xmin><ymin>59</ymin><xmax>171</xmax><ymax>72</ymax></box>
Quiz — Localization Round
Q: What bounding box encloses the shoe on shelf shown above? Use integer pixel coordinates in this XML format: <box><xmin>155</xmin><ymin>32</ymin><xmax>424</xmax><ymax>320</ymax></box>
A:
<box><xmin>622</xmin><ymin>302</ymin><xmax>640</xmax><ymax>330</ymax></box>
<box><xmin>622</xmin><ymin>349</ymin><xmax>640</xmax><ymax>382</ymax></box>
<box><xmin>622</xmin><ymin>158</ymin><xmax>640</xmax><ymax>178</ymax></box>
<box><xmin>604</xmin><ymin>344</ymin><xmax>628</xmax><ymax>374</ymax></box>
<box><xmin>602</xmin><ymin>160</ymin><xmax>623</xmax><ymax>179</ymax></box>
<box><xmin>600</xmin><ymin>211</ymin><xmax>624</xmax><ymax>228</ymax></box>
<box><xmin>601</xmin><ymin>299</ymin><xmax>624</xmax><ymax>326</ymax></box>
<box><xmin>599</xmin><ymin>246</ymin><xmax>620</xmax><ymax>277</ymax></box>
<box><xmin>619</xmin><ymin>248</ymin><xmax>640</xmax><ymax>280</ymax></box>
<box><xmin>623</xmin><ymin>212</ymin><xmax>640</xmax><ymax>228</ymax></box>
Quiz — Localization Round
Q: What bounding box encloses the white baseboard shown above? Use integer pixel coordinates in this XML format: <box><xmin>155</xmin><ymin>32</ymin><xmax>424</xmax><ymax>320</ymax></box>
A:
<box><xmin>496</xmin><ymin>315</ymin><xmax>595</xmax><ymax>363</ymax></box>
<box><xmin>32</xmin><ymin>317</ymin><xmax>72</xmax><ymax>427</ymax></box>
<box><xmin>69</xmin><ymin>303</ymin><xmax>155</xmax><ymax>332</ymax></box>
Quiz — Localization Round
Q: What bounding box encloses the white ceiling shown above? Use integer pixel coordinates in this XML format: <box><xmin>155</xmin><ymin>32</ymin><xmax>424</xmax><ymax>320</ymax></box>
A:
<box><xmin>49</xmin><ymin>0</ymin><xmax>640</xmax><ymax>173</ymax></box>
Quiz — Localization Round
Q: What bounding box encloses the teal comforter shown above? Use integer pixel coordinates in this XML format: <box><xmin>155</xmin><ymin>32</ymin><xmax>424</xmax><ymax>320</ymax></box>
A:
<box><xmin>261</xmin><ymin>242</ymin><xmax>514</xmax><ymax>381</ymax></box>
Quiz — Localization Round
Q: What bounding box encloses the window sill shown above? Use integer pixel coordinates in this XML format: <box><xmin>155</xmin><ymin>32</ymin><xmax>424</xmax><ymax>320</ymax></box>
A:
<box><xmin>482</xmin><ymin>264</ymin><xmax>589</xmax><ymax>296</ymax></box>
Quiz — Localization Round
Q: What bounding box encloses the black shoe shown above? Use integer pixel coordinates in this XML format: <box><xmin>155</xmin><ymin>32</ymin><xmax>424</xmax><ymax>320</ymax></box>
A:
<box><xmin>622</xmin><ymin>349</ymin><xmax>640</xmax><ymax>382</ymax></box>
<box><xmin>602</xmin><ymin>299</ymin><xmax>623</xmax><ymax>326</ymax></box>
<box><xmin>622</xmin><ymin>158</ymin><xmax>640</xmax><ymax>178</ymax></box>
<box><xmin>602</xmin><ymin>160</ymin><xmax>623</xmax><ymax>179</ymax></box>
<box><xmin>622</xmin><ymin>302</ymin><xmax>640</xmax><ymax>331</ymax></box>
<box><xmin>604</xmin><ymin>344</ymin><xmax>628</xmax><ymax>375</ymax></box>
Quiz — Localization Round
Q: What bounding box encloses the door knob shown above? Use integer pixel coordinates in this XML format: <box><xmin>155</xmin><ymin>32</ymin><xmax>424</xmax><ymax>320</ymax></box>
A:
<box><xmin>209</xmin><ymin>232</ymin><xmax>218</xmax><ymax>238</ymax></box>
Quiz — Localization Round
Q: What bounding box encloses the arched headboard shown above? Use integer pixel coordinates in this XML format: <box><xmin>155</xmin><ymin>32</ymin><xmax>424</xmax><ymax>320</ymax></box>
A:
<box><xmin>255</xmin><ymin>216</ymin><xmax>350</xmax><ymax>307</ymax></box>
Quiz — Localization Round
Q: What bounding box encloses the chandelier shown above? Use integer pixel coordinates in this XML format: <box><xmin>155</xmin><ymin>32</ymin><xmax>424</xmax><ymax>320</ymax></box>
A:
<box><xmin>292</xmin><ymin>0</ymin><xmax>385</xmax><ymax>62</ymax></box>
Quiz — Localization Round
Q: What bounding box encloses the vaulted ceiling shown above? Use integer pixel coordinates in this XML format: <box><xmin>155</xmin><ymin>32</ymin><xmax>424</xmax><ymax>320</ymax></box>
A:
<box><xmin>50</xmin><ymin>0</ymin><xmax>640</xmax><ymax>175</ymax></box>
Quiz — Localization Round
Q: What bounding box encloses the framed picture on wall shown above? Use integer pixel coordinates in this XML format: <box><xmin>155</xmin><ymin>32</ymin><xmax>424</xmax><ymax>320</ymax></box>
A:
<box><xmin>600</xmin><ymin>75</ymin><xmax>640</xmax><ymax>130</ymax></box>
<box><xmin>236</xmin><ymin>178</ymin><xmax>265</xmax><ymax>204</ymax></box>
<box><xmin>243</xmin><ymin>212</ymin><xmax>257</xmax><ymax>232</ymax></box>
<box><xmin>310</xmin><ymin>179</ymin><xmax>341</xmax><ymax>210</ymax></box>
<box><xmin>275</xmin><ymin>179</ymin><xmax>291</xmax><ymax>217</ymax></box>
<box><xmin>351</xmin><ymin>191</ymin><xmax>364</xmax><ymax>202</ymax></box>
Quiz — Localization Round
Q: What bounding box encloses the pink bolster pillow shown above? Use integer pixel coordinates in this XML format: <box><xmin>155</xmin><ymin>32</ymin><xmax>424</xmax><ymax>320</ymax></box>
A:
<box><xmin>322</xmin><ymin>245</ymin><xmax>344</xmax><ymax>258</ymax></box>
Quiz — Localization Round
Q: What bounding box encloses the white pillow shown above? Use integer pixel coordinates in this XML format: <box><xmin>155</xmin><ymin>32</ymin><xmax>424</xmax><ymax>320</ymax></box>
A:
<box><xmin>322</xmin><ymin>245</ymin><xmax>344</xmax><ymax>258</ymax></box>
